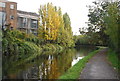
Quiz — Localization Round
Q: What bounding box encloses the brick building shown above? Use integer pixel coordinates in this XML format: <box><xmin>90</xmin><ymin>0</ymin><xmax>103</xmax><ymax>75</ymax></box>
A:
<box><xmin>0</xmin><ymin>0</ymin><xmax>39</xmax><ymax>35</ymax></box>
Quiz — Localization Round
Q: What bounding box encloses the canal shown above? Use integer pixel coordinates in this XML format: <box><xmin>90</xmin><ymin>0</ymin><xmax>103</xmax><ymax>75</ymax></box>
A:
<box><xmin>3</xmin><ymin>45</ymin><xmax>97</xmax><ymax>79</ymax></box>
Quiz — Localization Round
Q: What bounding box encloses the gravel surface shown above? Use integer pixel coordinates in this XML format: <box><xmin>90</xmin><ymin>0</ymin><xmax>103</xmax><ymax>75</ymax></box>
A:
<box><xmin>80</xmin><ymin>48</ymin><xmax>119</xmax><ymax>79</ymax></box>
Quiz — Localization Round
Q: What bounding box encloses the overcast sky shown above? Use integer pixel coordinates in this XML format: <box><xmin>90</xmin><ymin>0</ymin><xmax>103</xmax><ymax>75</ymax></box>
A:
<box><xmin>9</xmin><ymin>0</ymin><xmax>96</xmax><ymax>35</ymax></box>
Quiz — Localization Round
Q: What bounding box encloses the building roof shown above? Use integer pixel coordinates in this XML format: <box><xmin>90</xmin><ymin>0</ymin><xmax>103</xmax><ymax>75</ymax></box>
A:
<box><xmin>0</xmin><ymin>0</ymin><xmax>17</xmax><ymax>3</ymax></box>
<box><xmin>0</xmin><ymin>0</ymin><xmax>7</xmax><ymax>2</ymax></box>
<box><xmin>17</xmin><ymin>10</ymin><xmax>39</xmax><ymax>17</ymax></box>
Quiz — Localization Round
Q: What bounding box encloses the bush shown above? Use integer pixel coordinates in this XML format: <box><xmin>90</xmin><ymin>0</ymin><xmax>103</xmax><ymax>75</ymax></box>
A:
<box><xmin>2</xmin><ymin>30</ymin><xmax>42</xmax><ymax>58</ymax></box>
<box><xmin>107</xmin><ymin>49</ymin><xmax>120</xmax><ymax>71</ymax></box>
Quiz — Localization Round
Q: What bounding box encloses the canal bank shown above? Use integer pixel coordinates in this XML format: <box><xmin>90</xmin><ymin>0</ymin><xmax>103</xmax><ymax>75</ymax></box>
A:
<box><xmin>59</xmin><ymin>47</ymin><xmax>101</xmax><ymax>79</ymax></box>
<box><xmin>59</xmin><ymin>47</ymin><xmax>119</xmax><ymax>79</ymax></box>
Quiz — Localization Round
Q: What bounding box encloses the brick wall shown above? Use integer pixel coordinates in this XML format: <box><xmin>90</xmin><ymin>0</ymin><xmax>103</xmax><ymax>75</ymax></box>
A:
<box><xmin>0</xmin><ymin>1</ymin><xmax>17</xmax><ymax>29</ymax></box>
<box><xmin>5</xmin><ymin>1</ymin><xmax>17</xmax><ymax>29</ymax></box>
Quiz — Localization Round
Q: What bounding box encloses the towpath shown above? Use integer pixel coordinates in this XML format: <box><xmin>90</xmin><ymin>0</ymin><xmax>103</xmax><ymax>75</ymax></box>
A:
<box><xmin>80</xmin><ymin>48</ymin><xmax>119</xmax><ymax>79</ymax></box>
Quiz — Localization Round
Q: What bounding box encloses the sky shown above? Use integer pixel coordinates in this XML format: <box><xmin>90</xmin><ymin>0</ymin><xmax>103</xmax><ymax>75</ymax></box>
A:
<box><xmin>9</xmin><ymin>0</ymin><xmax>96</xmax><ymax>35</ymax></box>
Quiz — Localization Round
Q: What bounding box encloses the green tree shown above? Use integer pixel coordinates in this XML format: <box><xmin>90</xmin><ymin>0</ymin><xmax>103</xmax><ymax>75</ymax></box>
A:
<box><xmin>81</xmin><ymin>1</ymin><xmax>110</xmax><ymax>45</ymax></box>
<box><xmin>62</xmin><ymin>13</ymin><xmax>74</xmax><ymax>47</ymax></box>
<box><xmin>104</xmin><ymin>1</ymin><xmax>120</xmax><ymax>52</ymax></box>
<box><xmin>81</xmin><ymin>0</ymin><xmax>119</xmax><ymax>52</ymax></box>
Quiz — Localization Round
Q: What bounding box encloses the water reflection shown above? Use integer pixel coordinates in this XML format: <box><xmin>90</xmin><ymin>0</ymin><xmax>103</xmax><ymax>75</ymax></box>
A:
<box><xmin>72</xmin><ymin>56</ymin><xmax>84</xmax><ymax>66</ymax></box>
<box><xmin>3</xmin><ymin>46</ymin><xmax>96</xmax><ymax>79</ymax></box>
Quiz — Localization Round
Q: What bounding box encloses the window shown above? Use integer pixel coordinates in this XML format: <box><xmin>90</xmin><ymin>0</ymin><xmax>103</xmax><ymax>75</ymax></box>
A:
<box><xmin>18</xmin><ymin>17</ymin><xmax>23</xmax><ymax>28</ymax></box>
<box><xmin>10</xmin><ymin>15</ymin><xmax>14</xmax><ymax>19</ymax></box>
<box><xmin>0</xmin><ymin>2</ymin><xmax>5</xmax><ymax>7</ymax></box>
<box><xmin>0</xmin><ymin>12</ymin><xmax>6</xmax><ymax>28</ymax></box>
<box><xmin>31</xmin><ymin>19</ymin><xmax>38</xmax><ymax>28</ymax></box>
<box><xmin>23</xmin><ymin>18</ymin><xmax>27</xmax><ymax>27</ymax></box>
<box><xmin>10</xmin><ymin>4</ymin><xmax>14</xmax><ymax>9</ymax></box>
<box><xmin>18</xmin><ymin>17</ymin><xmax>27</xmax><ymax>28</ymax></box>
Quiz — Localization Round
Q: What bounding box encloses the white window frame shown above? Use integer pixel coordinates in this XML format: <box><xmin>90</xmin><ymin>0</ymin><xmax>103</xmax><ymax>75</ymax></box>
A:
<box><xmin>0</xmin><ymin>2</ymin><xmax>5</xmax><ymax>7</ymax></box>
<box><xmin>10</xmin><ymin>4</ymin><xmax>14</xmax><ymax>9</ymax></box>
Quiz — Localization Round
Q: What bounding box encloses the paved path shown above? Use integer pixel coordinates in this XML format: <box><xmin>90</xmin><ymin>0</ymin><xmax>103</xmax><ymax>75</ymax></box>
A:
<box><xmin>80</xmin><ymin>48</ymin><xmax>119</xmax><ymax>79</ymax></box>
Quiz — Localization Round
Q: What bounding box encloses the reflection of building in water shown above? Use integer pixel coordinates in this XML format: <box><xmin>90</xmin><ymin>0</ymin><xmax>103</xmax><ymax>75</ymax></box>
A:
<box><xmin>0</xmin><ymin>0</ymin><xmax>39</xmax><ymax>35</ymax></box>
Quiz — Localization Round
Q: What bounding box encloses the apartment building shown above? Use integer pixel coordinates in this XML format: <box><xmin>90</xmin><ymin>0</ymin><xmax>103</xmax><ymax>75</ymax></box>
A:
<box><xmin>0</xmin><ymin>0</ymin><xmax>39</xmax><ymax>35</ymax></box>
<box><xmin>17</xmin><ymin>10</ymin><xmax>39</xmax><ymax>35</ymax></box>
<box><xmin>0</xmin><ymin>0</ymin><xmax>17</xmax><ymax>29</ymax></box>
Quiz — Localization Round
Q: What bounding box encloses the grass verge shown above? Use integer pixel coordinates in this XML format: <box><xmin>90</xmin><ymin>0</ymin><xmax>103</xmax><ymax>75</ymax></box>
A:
<box><xmin>59</xmin><ymin>48</ymin><xmax>102</xmax><ymax>79</ymax></box>
<box><xmin>107</xmin><ymin>49</ymin><xmax>120</xmax><ymax>72</ymax></box>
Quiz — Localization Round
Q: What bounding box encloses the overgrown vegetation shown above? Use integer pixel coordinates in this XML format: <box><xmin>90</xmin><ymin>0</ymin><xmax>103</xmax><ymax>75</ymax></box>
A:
<box><xmin>77</xmin><ymin>0</ymin><xmax>120</xmax><ymax>53</ymax></box>
<box><xmin>2</xmin><ymin>29</ymin><xmax>65</xmax><ymax>57</ymax></box>
<box><xmin>59</xmin><ymin>48</ymin><xmax>101</xmax><ymax>79</ymax></box>
<box><xmin>74</xmin><ymin>35</ymin><xmax>91</xmax><ymax>46</ymax></box>
<box><xmin>107</xmin><ymin>49</ymin><xmax>120</xmax><ymax>72</ymax></box>
<box><xmin>2</xmin><ymin>29</ymin><xmax>42</xmax><ymax>60</ymax></box>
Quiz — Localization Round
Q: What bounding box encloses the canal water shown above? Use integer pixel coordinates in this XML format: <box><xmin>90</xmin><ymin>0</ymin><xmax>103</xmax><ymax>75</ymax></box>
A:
<box><xmin>3</xmin><ymin>46</ymin><xmax>96</xmax><ymax>79</ymax></box>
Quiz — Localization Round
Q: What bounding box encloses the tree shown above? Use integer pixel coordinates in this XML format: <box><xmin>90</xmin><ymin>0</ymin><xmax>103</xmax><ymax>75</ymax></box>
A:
<box><xmin>38</xmin><ymin>3</ymin><xmax>61</xmax><ymax>41</ymax></box>
<box><xmin>57</xmin><ymin>13</ymin><xmax>74</xmax><ymax>47</ymax></box>
<box><xmin>38</xmin><ymin>3</ymin><xmax>74</xmax><ymax>47</ymax></box>
<box><xmin>81</xmin><ymin>0</ymin><xmax>119</xmax><ymax>52</ymax></box>
<box><xmin>104</xmin><ymin>1</ymin><xmax>120</xmax><ymax>52</ymax></box>
<box><xmin>56</xmin><ymin>8</ymin><xmax>64</xmax><ymax>44</ymax></box>
<box><xmin>62</xmin><ymin>13</ymin><xmax>74</xmax><ymax>47</ymax></box>
<box><xmin>83</xmin><ymin>1</ymin><xmax>110</xmax><ymax>45</ymax></box>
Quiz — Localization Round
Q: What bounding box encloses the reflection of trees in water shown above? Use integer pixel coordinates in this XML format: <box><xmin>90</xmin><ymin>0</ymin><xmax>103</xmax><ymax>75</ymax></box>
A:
<box><xmin>37</xmin><ymin>49</ymin><xmax>76</xmax><ymax>79</ymax></box>
<box><xmin>2</xmin><ymin>55</ymin><xmax>44</xmax><ymax>79</ymax></box>
<box><xmin>75</xmin><ymin>45</ymin><xmax>96</xmax><ymax>56</ymax></box>
<box><xmin>3</xmin><ymin>49</ymin><xmax>77</xmax><ymax>79</ymax></box>
<box><xmin>57</xmin><ymin>49</ymin><xmax>76</xmax><ymax>73</ymax></box>
<box><xmin>3</xmin><ymin>47</ymin><xmax>95</xmax><ymax>79</ymax></box>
